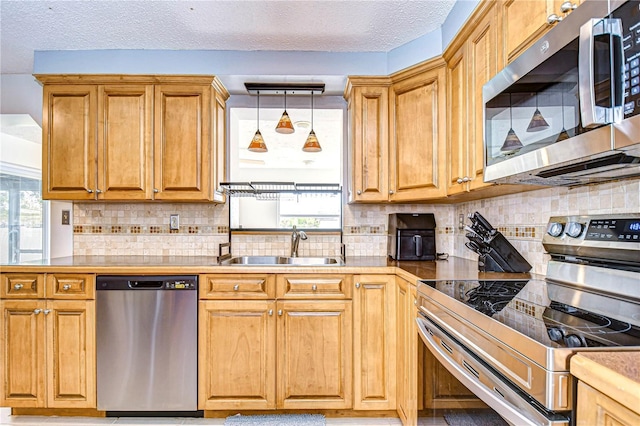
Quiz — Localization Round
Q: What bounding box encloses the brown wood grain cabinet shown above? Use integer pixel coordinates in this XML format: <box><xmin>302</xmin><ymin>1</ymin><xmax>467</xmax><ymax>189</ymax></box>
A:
<box><xmin>36</xmin><ymin>75</ymin><xmax>229</xmax><ymax>202</ymax></box>
<box><xmin>345</xmin><ymin>58</ymin><xmax>447</xmax><ymax>203</ymax></box>
<box><xmin>395</xmin><ymin>277</ymin><xmax>417</xmax><ymax>425</ymax></box>
<box><xmin>353</xmin><ymin>275</ymin><xmax>396</xmax><ymax>410</ymax></box>
<box><xmin>444</xmin><ymin>2</ymin><xmax>503</xmax><ymax>195</ymax></box>
<box><xmin>0</xmin><ymin>273</ymin><xmax>96</xmax><ymax>409</ymax></box>
<box><xmin>500</xmin><ymin>0</ymin><xmax>583</xmax><ymax>63</ymax></box>
<box><xmin>199</xmin><ymin>274</ymin><xmax>353</xmax><ymax>411</ymax></box>
<box><xmin>576</xmin><ymin>381</ymin><xmax>640</xmax><ymax>426</ymax></box>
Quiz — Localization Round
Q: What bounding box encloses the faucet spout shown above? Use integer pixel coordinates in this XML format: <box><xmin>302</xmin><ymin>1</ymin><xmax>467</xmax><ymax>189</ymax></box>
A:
<box><xmin>291</xmin><ymin>226</ymin><xmax>308</xmax><ymax>257</ymax></box>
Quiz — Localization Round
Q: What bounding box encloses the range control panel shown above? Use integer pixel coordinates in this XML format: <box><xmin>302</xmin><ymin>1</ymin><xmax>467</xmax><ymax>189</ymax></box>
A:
<box><xmin>586</xmin><ymin>218</ymin><xmax>640</xmax><ymax>242</ymax></box>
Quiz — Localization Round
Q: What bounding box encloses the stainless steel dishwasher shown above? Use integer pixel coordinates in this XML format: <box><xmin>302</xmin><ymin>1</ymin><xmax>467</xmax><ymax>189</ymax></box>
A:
<box><xmin>96</xmin><ymin>275</ymin><xmax>198</xmax><ymax>413</ymax></box>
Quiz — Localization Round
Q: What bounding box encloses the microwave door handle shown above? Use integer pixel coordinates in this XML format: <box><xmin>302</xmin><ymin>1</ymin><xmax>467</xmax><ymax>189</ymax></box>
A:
<box><xmin>413</xmin><ymin>235</ymin><xmax>423</xmax><ymax>257</ymax></box>
<box><xmin>579</xmin><ymin>18</ymin><xmax>624</xmax><ymax>128</ymax></box>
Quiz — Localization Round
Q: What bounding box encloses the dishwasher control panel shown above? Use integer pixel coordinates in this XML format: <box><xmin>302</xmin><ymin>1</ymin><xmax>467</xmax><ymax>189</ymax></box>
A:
<box><xmin>164</xmin><ymin>279</ymin><xmax>196</xmax><ymax>289</ymax></box>
<box><xmin>97</xmin><ymin>275</ymin><xmax>198</xmax><ymax>290</ymax></box>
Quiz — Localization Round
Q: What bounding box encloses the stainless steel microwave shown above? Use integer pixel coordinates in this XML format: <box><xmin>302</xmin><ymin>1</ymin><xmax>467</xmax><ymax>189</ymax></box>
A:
<box><xmin>483</xmin><ymin>0</ymin><xmax>640</xmax><ymax>186</ymax></box>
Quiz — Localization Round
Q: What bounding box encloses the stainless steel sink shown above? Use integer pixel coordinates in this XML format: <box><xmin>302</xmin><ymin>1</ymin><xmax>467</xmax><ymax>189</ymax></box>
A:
<box><xmin>219</xmin><ymin>256</ymin><xmax>343</xmax><ymax>266</ymax></box>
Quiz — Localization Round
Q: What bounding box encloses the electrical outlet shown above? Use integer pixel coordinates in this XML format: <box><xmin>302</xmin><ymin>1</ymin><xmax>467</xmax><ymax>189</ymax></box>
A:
<box><xmin>61</xmin><ymin>210</ymin><xmax>70</xmax><ymax>225</ymax></box>
<box><xmin>170</xmin><ymin>214</ymin><xmax>180</xmax><ymax>230</ymax></box>
<box><xmin>458</xmin><ymin>213</ymin><xmax>465</xmax><ymax>230</ymax></box>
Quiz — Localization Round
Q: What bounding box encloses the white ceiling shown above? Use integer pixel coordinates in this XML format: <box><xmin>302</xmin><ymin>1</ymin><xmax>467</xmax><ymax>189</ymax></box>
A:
<box><xmin>0</xmin><ymin>0</ymin><xmax>456</xmax><ymax>77</ymax></box>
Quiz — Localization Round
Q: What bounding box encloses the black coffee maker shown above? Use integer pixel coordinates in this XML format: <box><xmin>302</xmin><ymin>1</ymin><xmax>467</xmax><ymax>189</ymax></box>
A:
<box><xmin>388</xmin><ymin>213</ymin><xmax>436</xmax><ymax>261</ymax></box>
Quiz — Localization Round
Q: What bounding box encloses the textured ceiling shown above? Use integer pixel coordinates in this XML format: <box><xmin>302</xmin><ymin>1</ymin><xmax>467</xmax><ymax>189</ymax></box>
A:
<box><xmin>0</xmin><ymin>0</ymin><xmax>456</xmax><ymax>74</ymax></box>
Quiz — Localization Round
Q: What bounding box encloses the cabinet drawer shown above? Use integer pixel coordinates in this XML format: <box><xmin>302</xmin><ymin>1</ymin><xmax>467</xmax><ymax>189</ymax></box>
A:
<box><xmin>46</xmin><ymin>274</ymin><xmax>96</xmax><ymax>299</ymax></box>
<box><xmin>1</xmin><ymin>273</ymin><xmax>45</xmax><ymax>298</ymax></box>
<box><xmin>199</xmin><ymin>274</ymin><xmax>276</xmax><ymax>299</ymax></box>
<box><xmin>277</xmin><ymin>275</ymin><xmax>351</xmax><ymax>299</ymax></box>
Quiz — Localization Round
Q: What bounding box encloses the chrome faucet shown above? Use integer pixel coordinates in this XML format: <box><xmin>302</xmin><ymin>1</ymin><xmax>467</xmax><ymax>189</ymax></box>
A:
<box><xmin>290</xmin><ymin>225</ymin><xmax>308</xmax><ymax>257</ymax></box>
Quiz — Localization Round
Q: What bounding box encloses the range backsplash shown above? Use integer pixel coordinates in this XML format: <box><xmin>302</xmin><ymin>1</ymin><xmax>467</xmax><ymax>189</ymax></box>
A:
<box><xmin>73</xmin><ymin>179</ymin><xmax>639</xmax><ymax>275</ymax></box>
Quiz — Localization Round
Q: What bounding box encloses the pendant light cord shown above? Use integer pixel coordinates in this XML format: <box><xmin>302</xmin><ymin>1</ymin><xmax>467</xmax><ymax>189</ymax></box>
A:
<box><xmin>257</xmin><ymin>91</ymin><xmax>260</xmax><ymax>128</ymax></box>
<box><xmin>311</xmin><ymin>91</ymin><xmax>314</xmax><ymax>130</ymax></box>
<box><xmin>509</xmin><ymin>93</ymin><xmax>513</xmax><ymax>127</ymax></box>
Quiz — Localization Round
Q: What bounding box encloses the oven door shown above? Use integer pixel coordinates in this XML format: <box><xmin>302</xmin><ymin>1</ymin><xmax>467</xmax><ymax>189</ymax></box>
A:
<box><xmin>416</xmin><ymin>312</ymin><xmax>569</xmax><ymax>426</ymax></box>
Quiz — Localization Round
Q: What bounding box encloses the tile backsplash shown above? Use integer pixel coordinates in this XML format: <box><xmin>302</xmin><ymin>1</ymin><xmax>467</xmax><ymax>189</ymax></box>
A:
<box><xmin>73</xmin><ymin>179</ymin><xmax>639</xmax><ymax>274</ymax></box>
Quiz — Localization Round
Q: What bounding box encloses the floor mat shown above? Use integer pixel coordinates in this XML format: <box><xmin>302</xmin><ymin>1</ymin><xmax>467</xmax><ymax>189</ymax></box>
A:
<box><xmin>224</xmin><ymin>414</ymin><xmax>326</xmax><ymax>426</ymax></box>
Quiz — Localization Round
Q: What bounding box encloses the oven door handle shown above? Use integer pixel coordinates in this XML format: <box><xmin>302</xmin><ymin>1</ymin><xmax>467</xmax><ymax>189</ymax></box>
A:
<box><xmin>416</xmin><ymin>314</ymin><xmax>568</xmax><ymax>426</ymax></box>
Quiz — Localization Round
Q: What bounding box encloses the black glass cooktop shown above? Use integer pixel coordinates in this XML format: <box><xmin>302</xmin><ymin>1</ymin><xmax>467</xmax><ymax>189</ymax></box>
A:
<box><xmin>420</xmin><ymin>279</ymin><xmax>640</xmax><ymax>349</ymax></box>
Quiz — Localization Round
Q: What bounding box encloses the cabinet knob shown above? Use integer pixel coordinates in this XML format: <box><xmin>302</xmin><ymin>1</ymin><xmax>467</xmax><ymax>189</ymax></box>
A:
<box><xmin>414</xmin><ymin>299</ymin><xmax>418</xmax><ymax>306</ymax></box>
<box><xmin>278</xmin><ymin>309</ymin><xmax>283</xmax><ymax>316</ymax></box>
<box><xmin>547</xmin><ymin>13</ymin><xmax>562</xmax><ymax>24</ymax></box>
<box><xmin>389</xmin><ymin>190</ymin><xmax>394</xmax><ymax>195</ymax></box>
<box><xmin>356</xmin><ymin>190</ymin><xmax>362</xmax><ymax>195</ymax></box>
<box><xmin>355</xmin><ymin>282</ymin><xmax>361</xmax><ymax>289</ymax></box>
<box><xmin>560</xmin><ymin>1</ymin><xmax>577</xmax><ymax>13</ymax></box>
<box><xmin>14</xmin><ymin>283</ymin><xmax>23</xmax><ymax>290</ymax></box>
<box><xmin>33</xmin><ymin>309</ymin><xmax>42</xmax><ymax>315</ymax></box>
<box><xmin>312</xmin><ymin>284</ymin><xmax>317</xmax><ymax>291</ymax></box>
<box><xmin>86</xmin><ymin>189</ymin><xmax>93</xmax><ymax>193</ymax></box>
<box><xmin>233</xmin><ymin>284</ymin><xmax>239</xmax><ymax>291</ymax></box>
<box><xmin>62</xmin><ymin>284</ymin><xmax>71</xmax><ymax>291</ymax></box>
<box><xmin>154</xmin><ymin>188</ymin><xmax>159</xmax><ymax>193</ymax></box>
<box><xmin>463</xmin><ymin>176</ymin><xmax>470</xmax><ymax>183</ymax></box>
<box><xmin>268</xmin><ymin>309</ymin><xmax>273</xmax><ymax>316</ymax></box>
<box><xmin>96</xmin><ymin>189</ymin><xmax>102</xmax><ymax>194</ymax></box>
<box><xmin>44</xmin><ymin>309</ymin><xmax>51</xmax><ymax>315</ymax></box>
<box><xmin>457</xmin><ymin>178</ymin><xmax>463</xmax><ymax>184</ymax></box>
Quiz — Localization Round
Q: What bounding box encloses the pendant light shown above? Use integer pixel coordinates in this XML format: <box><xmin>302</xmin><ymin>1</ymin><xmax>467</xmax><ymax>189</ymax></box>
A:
<box><xmin>248</xmin><ymin>91</ymin><xmax>268</xmax><ymax>152</ymax></box>
<box><xmin>275</xmin><ymin>90</ymin><xmax>295</xmax><ymax>134</ymax></box>
<box><xmin>500</xmin><ymin>93</ymin><xmax>523</xmax><ymax>153</ymax></box>
<box><xmin>302</xmin><ymin>91</ymin><xmax>322</xmax><ymax>152</ymax></box>
<box><xmin>526</xmin><ymin>92</ymin><xmax>550</xmax><ymax>132</ymax></box>
<box><xmin>556</xmin><ymin>90</ymin><xmax>570</xmax><ymax>142</ymax></box>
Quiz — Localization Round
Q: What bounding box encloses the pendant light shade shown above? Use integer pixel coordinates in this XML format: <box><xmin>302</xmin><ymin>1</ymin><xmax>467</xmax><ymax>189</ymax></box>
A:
<box><xmin>526</xmin><ymin>93</ymin><xmax>550</xmax><ymax>132</ymax></box>
<box><xmin>303</xmin><ymin>91</ymin><xmax>322</xmax><ymax>152</ymax></box>
<box><xmin>275</xmin><ymin>91</ymin><xmax>295</xmax><ymax>134</ymax></box>
<box><xmin>501</xmin><ymin>93</ymin><xmax>523</xmax><ymax>153</ymax></box>
<box><xmin>248</xmin><ymin>91</ymin><xmax>268</xmax><ymax>152</ymax></box>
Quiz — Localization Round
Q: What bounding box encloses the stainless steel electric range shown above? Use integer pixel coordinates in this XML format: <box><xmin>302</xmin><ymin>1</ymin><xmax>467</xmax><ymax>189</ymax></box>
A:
<box><xmin>416</xmin><ymin>214</ymin><xmax>640</xmax><ymax>426</ymax></box>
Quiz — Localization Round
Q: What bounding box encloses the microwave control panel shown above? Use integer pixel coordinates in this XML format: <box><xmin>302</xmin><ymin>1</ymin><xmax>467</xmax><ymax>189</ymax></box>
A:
<box><xmin>620</xmin><ymin>0</ymin><xmax>640</xmax><ymax>117</ymax></box>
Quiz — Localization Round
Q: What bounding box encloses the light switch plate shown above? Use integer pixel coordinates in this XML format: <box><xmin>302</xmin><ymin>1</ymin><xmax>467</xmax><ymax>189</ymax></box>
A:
<box><xmin>170</xmin><ymin>214</ymin><xmax>180</xmax><ymax>230</ymax></box>
<box><xmin>62</xmin><ymin>210</ymin><xmax>70</xmax><ymax>225</ymax></box>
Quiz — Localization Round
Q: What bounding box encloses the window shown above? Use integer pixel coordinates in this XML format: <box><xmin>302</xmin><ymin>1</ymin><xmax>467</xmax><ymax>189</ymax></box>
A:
<box><xmin>228</xmin><ymin>98</ymin><xmax>344</xmax><ymax>231</ymax></box>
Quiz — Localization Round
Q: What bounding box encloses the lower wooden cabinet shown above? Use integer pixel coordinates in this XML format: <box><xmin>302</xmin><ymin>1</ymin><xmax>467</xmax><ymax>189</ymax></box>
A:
<box><xmin>576</xmin><ymin>381</ymin><xmax>640</xmax><ymax>426</ymax></box>
<box><xmin>199</xmin><ymin>297</ymin><xmax>352</xmax><ymax>410</ymax></box>
<box><xmin>353</xmin><ymin>275</ymin><xmax>396</xmax><ymax>410</ymax></box>
<box><xmin>396</xmin><ymin>278</ymin><xmax>418</xmax><ymax>425</ymax></box>
<box><xmin>0</xmin><ymin>299</ymin><xmax>96</xmax><ymax>408</ymax></box>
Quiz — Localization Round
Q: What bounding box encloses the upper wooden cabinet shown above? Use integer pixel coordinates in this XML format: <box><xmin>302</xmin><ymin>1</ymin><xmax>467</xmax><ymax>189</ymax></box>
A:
<box><xmin>37</xmin><ymin>75</ymin><xmax>229</xmax><ymax>202</ymax></box>
<box><xmin>500</xmin><ymin>0</ymin><xmax>583</xmax><ymax>62</ymax></box>
<box><xmin>345</xmin><ymin>58</ymin><xmax>447</xmax><ymax>203</ymax></box>
<box><xmin>445</xmin><ymin>2</ymin><xmax>503</xmax><ymax>195</ymax></box>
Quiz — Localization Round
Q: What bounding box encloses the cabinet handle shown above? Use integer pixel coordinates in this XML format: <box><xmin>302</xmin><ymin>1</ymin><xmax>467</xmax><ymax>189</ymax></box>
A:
<box><xmin>233</xmin><ymin>284</ymin><xmax>239</xmax><ymax>291</ymax></box>
<box><xmin>44</xmin><ymin>309</ymin><xmax>51</xmax><ymax>315</ymax></box>
<box><xmin>268</xmin><ymin>309</ymin><xmax>273</xmax><ymax>316</ymax></box>
<box><xmin>547</xmin><ymin>13</ymin><xmax>562</xmax><ymax>24</ymax></box>
<box><xmin>414</xmin><ymin>299</ymin><xmax>418</xmax><ymax>306</ymax></box>
<box><xmin>14</xmin><ymin>283</ymin><xmax>23</xmax><ymax>290</ymax></box>
<box><xmin>33</xmin><ymin>309</ymin><xmax>42</xmax><ymax>315</ymax></box>
<box><xmin>560</xmin><ymin>1</ymin><xmax>577</xmax><ymax>13</ymax></box>
<box><xmin>62</xmin><ymin>284</ymin><xmax>71</xmax><ymax>291</ymax></box>
<box><xmin>278</xmin><ymin>309</ymin><xmax>283</xmax><ymax>316</ymax></box>
<box><xmin>356</xmin><ymin>190</ymin><xmax>361</xmax><ymax>195</ymax></box>
<box><xmin>389</xmin><ymin>190</ymin><xmax>394</xmax><ymax>195</ymax></box>
<box><xmin>96</xmin><ymin>189</ymin><xmax>102</xmax><ymax>194</ymax></box>
<box><xmin>355</xmin><ymin>282</ymin><xmax>361</xmax><ymax>289</ymax></box>
<box><xmin>153</xmin><ymin>188</ymin><xmax>159</xmax><ymax>193</ymax></box>
<box><xmin>312</xmin><ymin>284</ymin><xmax>317</xmax><ymax>291</ymax></box>
<box><xmin>86</xmin><ymin>189</ymin><xmax>94</xmax><ymax>193</ymax></box>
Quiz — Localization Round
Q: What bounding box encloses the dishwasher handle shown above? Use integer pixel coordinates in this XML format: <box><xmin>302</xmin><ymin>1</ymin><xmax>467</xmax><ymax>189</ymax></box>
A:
<box><xmin>129</xmin><ymin>280</ymin><xmax>163</xmax><ymax>288</ymax></box>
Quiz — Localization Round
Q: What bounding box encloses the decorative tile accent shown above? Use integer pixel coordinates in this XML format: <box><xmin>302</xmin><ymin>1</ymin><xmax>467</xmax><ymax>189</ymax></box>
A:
<box><xmin>149</xmin><ymin>226</ymin><xmax>161</xmax><ymax>234</ymax></box>
<box><xmin>513</xmin><ymin>300</ymin><xmax>536</xmax><ymax>317</ymax></box>
<box><xmin>130</xmin><ymin>226</ymin><xmax>141</xmax><ymax>234</ymax></box>
<box><xmin>110</xmin><ymin>225</ymin><xmax>123</xmax><ymax>234</ymax></box>
<box><xmin>91</xmin><ymin>226</ymin><xmax>102</xmax><ymax>233</ymax></box>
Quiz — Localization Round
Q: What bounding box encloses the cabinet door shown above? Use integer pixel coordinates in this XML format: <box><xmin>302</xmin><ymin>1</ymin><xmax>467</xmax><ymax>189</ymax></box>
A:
<box><xmin>389</xmin><ymin>63</ymin><xmax>447</xmax><ymax>201</ymax></box>
<box><xmin>467</xmin><ymin>5</ymin><xmax>502</xmax><ymax>191</ymax></box>
<box><xmin>277</xmin><ymin>300</ymin><xmax>352</xmax><ymax>409</ymax></box>
<box><xmin>46</xmin><ymin>274</ymin><xmax>95</xmax><ymax>300</ymax></box>
<box><xmin>353</xmin><ymin>275</ymin><xmax>396</xmax><ymax>410</ymax></box>
<box><xmin>46</xmin><ymin>300</ymin><xmax>96</xmax><ymax>408</ymax></box>
<box><xmin>277</xmin><ymin>275</ymin><xmax>350</xmax><ymax>299</ymax></box>
<box><xmin>446</xmin><ymin>46</ymin><xmax>469</xmax><ymax>196</ymax></box>
<box><xmin>154</xmin><ymin>84</ymin><xmax>212</xmax><ymax>201</ymax></box>
<box><xmin>198</xmin><ymin>300</ymin><xmax>276</xmax><ymax>410</ymax></box>
<box><xmin>407</xmin><ymin>285</ymin><xmax>419</xmax><ymax>425</ymax></box>
<box><xmin>211</xmin><ymin>90</ymin><xmax>227</xmax><ymax>203</ymax></box>
<box><xmin>0</xmin><ymin>300</ymin><xmax>46</xmax><ymax>407</ymax></box>
<box><xmin>396</xmin><ymin>278</ymin><xmax>409</xmax><ymax>422</ymax></box>
<box><xmin>577</xmin><ymin>381</ymin><xmax>640</xmax><ymax>426</ymax></box>
<box><xmin>1</xmin><ymin>273</ymin><xmax>45</xmax><ymax>299</ymax></box>
<box><xmin>347</xmin><ymin>81</ymin><xmax>390</xmax><ymax>202</ymax></box>
<box><xmin>42</xmin><ymin>85</ymin><xmax>97</xmax><ymax>200</ymax></box>
<box><xmin>97</xmin><ymin>85</ymin><xmax>153</xmax><ymax>200</ymax></box>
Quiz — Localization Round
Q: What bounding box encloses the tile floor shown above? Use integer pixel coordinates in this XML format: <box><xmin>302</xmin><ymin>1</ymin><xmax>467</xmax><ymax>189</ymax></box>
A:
<box><xmin>0</xmin><ymin>408</ymin><xmax>448</xmax><ymax>426</ymax></box>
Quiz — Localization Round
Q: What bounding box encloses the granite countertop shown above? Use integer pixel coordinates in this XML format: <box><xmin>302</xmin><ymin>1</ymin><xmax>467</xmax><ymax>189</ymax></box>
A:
<box><xmin>570</xmin><ymin>352</ymin><xmax>640</xmax><ymax>413</ymax></box>
<box><xmin>0</xmin><ymin>255</ymin><xmax>535</xmax><ymax>282</ymax></box>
